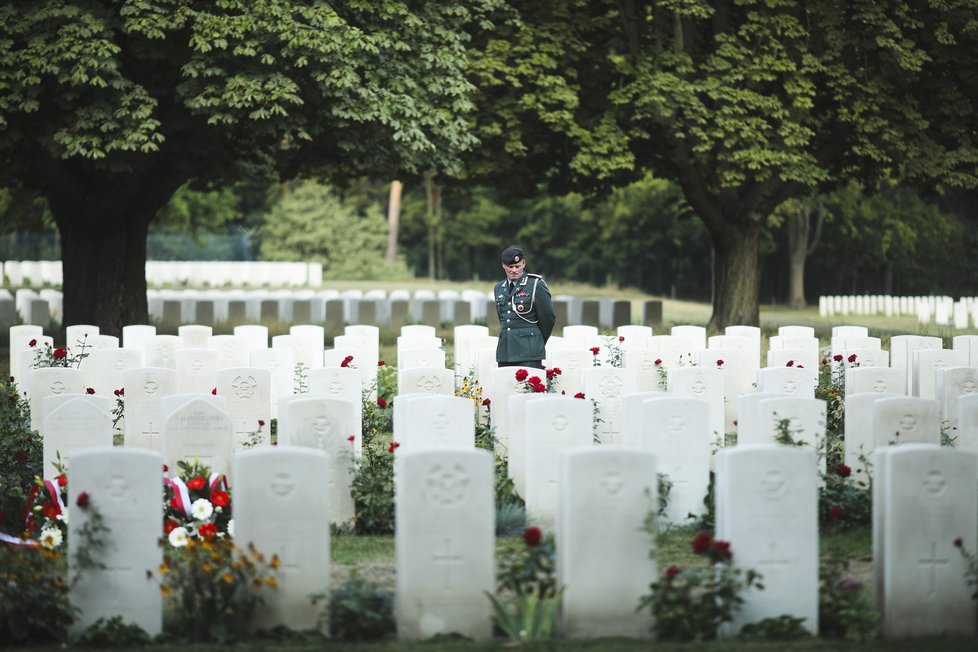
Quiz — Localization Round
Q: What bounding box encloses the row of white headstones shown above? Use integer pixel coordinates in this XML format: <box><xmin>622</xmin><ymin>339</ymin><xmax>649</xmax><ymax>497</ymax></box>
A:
<box><xmin>9</xmin><ymin>321</ymin><xmax>978</xmax><ymax>640</ymax></box>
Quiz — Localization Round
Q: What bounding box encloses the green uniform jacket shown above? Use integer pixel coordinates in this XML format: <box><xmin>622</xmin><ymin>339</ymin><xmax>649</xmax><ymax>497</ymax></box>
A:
<box><xmin>495</xmin><ymin>272</ymin><xmax>556</xmax><ymax>363</ymax></box>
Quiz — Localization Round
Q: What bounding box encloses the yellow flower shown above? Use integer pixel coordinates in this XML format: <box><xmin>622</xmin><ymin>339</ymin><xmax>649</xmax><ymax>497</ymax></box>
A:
<box><xmin>266</xmin><ymin>577</ymin><xmax>277</xmax><ymax>588</ymax></box>
<box><xmin>158</xmin><ymin>564</ymin><xmax>169</xmax><ymax>574</ymax></box>
<box><xmin>270</xmin><ymin>554</ymin><xmax>281</xmax><ymax>569</ymax></box>
<box><xmin>160</xmin><ymin>585</ymin><xmax>172</xmax><ymax>596</ymax></box>
<box><xmin>211</xmin><ymin>551</ymin><xmax>221</xmax><ymax>561</ymax></box>
<box><xmin>252</xmin><ymin>579</ymin><xmax>262</xmax><ymax>590</ymax></box>
<box><xmin>222</xmin><ymin>573</ymin><xmax>234</xmax><ymax>584</ymax></box>
<box><xmin>201</xmin><ymin>562</ymin><xmax>213</xmax><ymax>573</ymax></box>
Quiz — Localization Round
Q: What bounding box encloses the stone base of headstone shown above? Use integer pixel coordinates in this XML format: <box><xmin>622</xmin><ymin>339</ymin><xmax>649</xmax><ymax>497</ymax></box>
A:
<box><xmin>196</xmin><ymin>301</ymin><xmax>215</xmax><ymax>326</ymax></box>
<box><xmin>161</xmin><ymin>301</ymin><xmax>181</xmax><ymax>331</ymax></box>
<box><xmin>228</xmin><ymin>300</ymin><xmax>247</xmax><ymax>323</ymax></box>
<box><xmin>581</xmin><ymin>300</ymin><xmax>600</xmax><ymax>327</ymax></box>
<box><xmin>553</xmin><ymin>299</ymin><xmax>568</xmax><ymax>331</ymax></box>
<box><xmin>324</xmin><ymin>299</ymin><xmax>344</xmax><ymax>333</ymax></box>
<box><xmin>0</xmin><ymin>297</ymin><xmax>17</xmax><ymax>341</ymax></box>
<box><xmin>359</xmin><ymin>300</ymin><xmax>378</xmax><ymax>325</ymax></box>
<box><xmin>421</xmin><ymin>300</ymin><xmax>441</xmax><ymax>327</ymax></box>
<box><xmin>454</xmin><ymin>300</ymin><xmax>471</xmax><ymax>325</ymax></box>
<box><xmin>643</xmin><ymin>300</ymin><xmax>663</xmax><ymax>326</ymax></box>
<box><xmin>485</xmin><ymin>300</ymin><xmax>499</xmax><ymax>330</ymax></box>
<box><xmin>260</xmin><ymin>300</ymin><xmax>279</xmax><ymax>322</ymax></box>
<box><xmin>390</xmin><ymin>300</ymin><xmax>409</xmax><ymax>328</ymax></box>
<box><xmin>612</xmin><ymin>300</ymin><xmax>630</xmax><ymax>328</ymax></box>
<box><xmin>292</xmin><ymin>300</ymin><xmax>312</xmax><ymax>324</ymax></box>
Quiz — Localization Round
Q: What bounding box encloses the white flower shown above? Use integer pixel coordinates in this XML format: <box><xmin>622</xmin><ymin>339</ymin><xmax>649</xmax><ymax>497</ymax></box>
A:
<box><xmin>226</xmin><ymin>519</ymin><xmax>234</xmax><ymax>537</ymax></box>
<box><xmin>168</xmin><ymin>526</ymin><xmax>189</xmax><ymax>547</ymax></box>
<box><xmin>39</xmin><ymin>525</ymin><xmax>63</xmax><ymax>549</ymax></box>
<box><xmin>57</xmin><ymin>509</ymin><xmax>69</xmax><ymax>525</ymax></box>
<box><xmin>191</xmin><ymin>498</ymin><xmax>214</xmax><ymax>521</ymax></box>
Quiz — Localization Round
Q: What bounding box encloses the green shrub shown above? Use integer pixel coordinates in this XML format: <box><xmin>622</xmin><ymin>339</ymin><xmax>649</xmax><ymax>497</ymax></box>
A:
<box><xmin>76</xmin><ymin>616</ymin><xmax>152</xmax><ymax>647</ymax></box>
<box><xmin>0</xmin><ymin>544</ymin><xmax>75</xmax><ymax>644</ymax></box>
<box><xmin>352</xmin><ymin>396</ymin><xmax>395</xmax><ymax>535</ymax></box>
<box><xmin>0</xmin><ymin>378</ymin><xmax>42</xmax><ymax>538</ymax></box>
<box><xmin>327</xmin><ymin>574</ymin><xmax>395</xmax><ymax>640</ymax></box>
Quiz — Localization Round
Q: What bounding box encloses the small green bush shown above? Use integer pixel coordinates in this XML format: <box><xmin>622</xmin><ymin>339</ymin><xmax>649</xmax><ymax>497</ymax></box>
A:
<box><xmin>0</xmin><ymin>544</ymin><xmax>75</xmax><ymax>644</ymax></box>
<box><xmin>328</xmin><ymin>574</ymin><xmax>395</xmax><ymax>640</ymax></box>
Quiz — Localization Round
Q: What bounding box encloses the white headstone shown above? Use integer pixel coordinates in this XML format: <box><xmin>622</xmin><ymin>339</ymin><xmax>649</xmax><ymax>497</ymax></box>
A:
<box><xmin>581</xmin><ymin>367</ymin><xmax>637</xmax><ymax>445</ymax></box>
<box><xmin>308</xmin><ymin>367</ymin><xmax>363</xmax><ymax>454</ymax></box>
<box><xmin>250</xmin><ymin>348</ymin><xmax>295</xmax><ymax>418</ymax></box>
<box><xmin>90</xmin><ymin>348</ymin><xmax>141</xmax><ymax>398</ymax></box>
<box><xmin>396</xmin><ymin>395</ymin><xmax>474</xmax><ymax>450</ymax></box>
<box><xmin>42</xmin><ymin>395</ymin><xmax>113</xmax><ymax>478</ymax></box>
<box><xmin>68</xmin><ymin>448</ymin><xmax>163</xmax><ymax>637</ymax></box>
<box><xmin>716</xmin><ymin>445</ymin><xmax>818</xmax><ymax>635</ymax></box>
<box><xmin>523</xmin><ymin>396</ymin><xmax>592</xmax><ymax>530</ymax></box>
<box><xmin>545</xmin><ymin>348</ymin><xmax>592</xmax><ymax>395</ymax></box>
<box><xmin>233</xmin><ymin>324</ymin><xmax>269</xmax><ymax>351</ymax></box>
<box><xmin>668</xmin><ymin>366</ymin><xmax>724</xmax><ymax>444</ymax></box>
<box><xmin>29</xmin><ymin>367</ymin><xmax>85</xmax><ymax>433</ymax></box>
<box><xmin>873</xmin><ymin>444</ymin><xmax>977</xmax><ymax>638</ymax></box>
<box><xmin>277</xmin><ymin>396</ymin><xmax>357</xmax><ymax>524</ymax></box>
<box><xmin>9</xmin><ymin>324</ymin><xmax>43</xmax><ymax>385</ymax></box>
<box><xmin>174</xmin><ymin>348</ymin><xmax>219</xmax><ymax>395</ymax></box>
<box><xmin>399</xmin><ymin>347</ymin><xmax>447</xmax><ymax>370</ymax></box>
<box><xmin>397</xmin><ymin>367</ymin><xmax>455</xmax><ymax>397</ymax></box>
<box><xmin>756</xmin><ymin>366</ymin><xmax>817</xmax><ymax>397</ymax></box>
<box><xmin>145</xmin><ymin>335</ymin><xmax>183</xmax><ymax>369</ymax></box>
<box><xmin>217</xmin><ymin>367</ymin><xmax>272</xmax><ymax>448</ymax></box>
<box><xmin>619</xmin><ymin>390</ymin><xmax>668</xmax><ymax>446</ymax></box>
<box><xmin>873</xmin><ymin>397</ymin><xmax>941</xmax><ymax>447</ymax></box>
<box><xmin>394</xmin><ymin>448</ymin><xmax>494</xmax><ymax>641</ymax></box>
<box><xmin>845</xmin><ymin>367</ymin><xmax>906</xmax><ymax>396</ymax></box>
<box><xmin>207</xmin><ymin>334</ymin><xmax>250</xmax><ymax>370</ymax></box>
<box><xmin>557</xmin><ymin>447</ymin><xmax>657</xmax><ymax>638</ymax></box>
<box><xmin>123</xmin><ymin>367</ymin><xmax>176</xmax><ymax>451</ymax></box>
<box><xmin>161</xmin><ymin>396</ymin><xmax>234</xmax><ymax>478</ymax></box>
<box><xmin>177</xmin><ymin>324</ymin><xmax>212</xmax><ymax>349</ymax></box>
<box><xmin>671</xmin><ymin>325</ymin><xmax>707</xmax><ymax>350</ymax></box>
<box><xmin>913</xmin><ymin>348</ymin><xmax>968</xmax><ymax>399</ymax></box>
<box><xmin>639</xmin><ymin>396</ymin><xmax>711</xmax><ymax>524</ymax></box>
<box><xmin>233</xmin><ymin>447</ymin><xmax>331</xmax><ymax>631</ymax></box>
<box><xmin>121</xmin><ymin>324</ymin><xmax>156</xmax><ymax>362</ymax></box>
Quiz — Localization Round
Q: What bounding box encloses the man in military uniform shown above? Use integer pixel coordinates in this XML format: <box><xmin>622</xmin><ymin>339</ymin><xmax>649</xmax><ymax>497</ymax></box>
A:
<box><xmin>495</xmin><ymin>245</ymin><xmax>555</xmax><ymax>369</ymax></box>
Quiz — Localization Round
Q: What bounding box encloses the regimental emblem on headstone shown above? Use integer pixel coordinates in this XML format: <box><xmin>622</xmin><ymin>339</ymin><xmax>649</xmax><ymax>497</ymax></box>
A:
<box><xmin>668</xmin><ymin>413</ymin><xmax>685</xmax><ymax>433</ymax></box>
<box><xmin>761</xmin><ymin>469</ymin><xmax>787</xmax><ymax>499</ymax></box>
<box><xmin>158</xmin><ymin>343</ymin><xmax>173</xmax><ymax>363</ymax></box>
<box><xmin>934</xmin><ymin>359</ymin><xmax>947</xmax><ymax>369</ymax></box>
<box><xmin>640</xmin><ymin>358</ymin><xmax>654</xmax><ymax>371</ymax></box>
<box><xmin>191</xmin><ymin>359</ymin><xmax>203</xmax><ymax>372</ymax></box>
<box><xmin>426</xmin><ymin>463</ymin><xmax>469</xmax><ymax>504</ymax></box>
<box><xmin>690</xmin><ymin>377</ymin><xmax>707</xmax><ymax>395</ymax></box>
<box><xmin>963</xmin><ymin>377</ymin><xmax>978</xmax><ymax>394</ymax></box>
<box><xmin>873</xmin><ymin>379</ymin><xmax>889</xmax><ymax>393</ymax></box>
<box><xmin>552</xmin><ymin>414</ymin><xmax>569</xmax><ymax>432</ymax></box>
<box><xmin>312</xmin><ymin>414</ymin><xmax>332</xmax><ymax>448</ymax></box>
<box><xmin>267</xmin><ymin>358</ymin><xmax>280</xmax><ymax>370</ymax></box>
<box><xmin>601</xmin><ymin>470</ymin><xmax>625</xmax><ymax>496</ymax></box>
<box><xmin>106</xmin><ymin>473</ymin><xmax>127</xmax><ymax>501</ymax></box>
<box><xmin>418</xmin><ymin>376</ymin><xmax>441</xmax><ymax>392</ymax></box>
<box><xmin>144</xmin><ymin>378</ymin><xmax>159</xmax><ymax>395</ymax></box>
<box><xmin>922</xmin><ymin>470</ymin><xmax>947</xmax><ymax>497</ymax></box>
<box><xmin>781</xmin><ymin>380</ymin><xmax>798</xmax><ymax>395</ymax></box>
<box><xmin>50</xmin><ymin>380</ymin><xmax>66</xmax><ymax>394</ymax></box>
<box><xmin>599</xmin><ymin>375</ymin><xmax>624</xmax><ymax>399</ymax></box>
<box><xmin>232</xmin><ymin>375</ymin><xmax>257</xmax><ymax>400</ymax></box>
<box><xmin>899</xmin><ymin>414</ymin><xmax>917</xmax><ymax>432</ymax></box>
<box><xmin>270</xmin><ymin>472</ymin><xmax>294</xmax><ymax>498</ymax></box>
<box><xmin>114</xmin><ymin>359</ymin><xmax>126</xmax><ymax>371</ymax></box>
<box><xmin>327</xmin><ymin>380</ymin><xmax>344</xmax><ymax>396</ymax></box>
<box><xmin>567</xmin><ymin>359</ymin><xmax>580</xmax><ymax>372</ymax></box>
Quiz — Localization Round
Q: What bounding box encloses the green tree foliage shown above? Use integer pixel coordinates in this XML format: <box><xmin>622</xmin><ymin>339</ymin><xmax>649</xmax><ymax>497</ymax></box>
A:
<box><xmin>463</xmin><ymin>0</ymin><xmax>978</xmax><ymax>328</ymax></box>
<box><xmin>260</xmin><ymin>180</ymin><xmax>411</xmax><ymax>281</ymax></box>
<box><xmin>0</xmin><ymin>1</ymin><xmax>500</xmax><ymax>333</ymax></box>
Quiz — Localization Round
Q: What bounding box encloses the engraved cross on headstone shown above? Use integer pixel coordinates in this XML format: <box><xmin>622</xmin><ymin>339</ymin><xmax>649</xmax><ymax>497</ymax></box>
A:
<box><xmin>432</xmin><ymin>537</ymin><xmax>464</xmax><ymax>593</ymax></box>
<box><xmin>918</xmin><ymin>541</ymin><xmax>949</xmax><ymax>597</ymax></box>
<box><xmin>758</xmin><ymin>542</ymin><xmax>791</xmax><ymax>571</ymax></box>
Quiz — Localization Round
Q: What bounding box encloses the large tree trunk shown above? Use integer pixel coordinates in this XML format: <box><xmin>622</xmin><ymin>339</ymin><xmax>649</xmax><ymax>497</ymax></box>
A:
<box><xmin>707</xmin><ymin>221</ymin><xmax>763</xmax><ymax>330</ymax></box>
<box><xmin>53</xmin><ymin>207</ymin><xmax>154</xmax><ymax>338</ymax></box>
<box><xmin>786</xmin><ymin>202</ymin><xmax>824</xmax><ymax>309</ymax></box>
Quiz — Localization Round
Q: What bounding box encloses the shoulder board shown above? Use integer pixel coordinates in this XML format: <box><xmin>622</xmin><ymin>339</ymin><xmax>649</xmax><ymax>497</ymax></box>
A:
<box><xmin>527</xmin><ymin>273</ymin><xmax>543</xmax><ymax>279</ymax></box>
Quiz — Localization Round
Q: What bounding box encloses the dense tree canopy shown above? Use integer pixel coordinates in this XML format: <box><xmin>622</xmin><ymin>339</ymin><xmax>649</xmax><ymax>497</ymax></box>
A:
<box><xmin>462</xmin><ymin>0</ymin><xmax>978</xmax><ymax>327</ymax></box>
<box><xmin>0</xmin><ymin>0</ymin><xmax>500</xmax><ymax>333</ymax></box>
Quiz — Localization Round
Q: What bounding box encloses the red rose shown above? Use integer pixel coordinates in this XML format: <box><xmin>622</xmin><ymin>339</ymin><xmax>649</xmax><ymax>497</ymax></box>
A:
<box><xmin>711</xmin><ymin>540</ymin><xmax>732</xmax><ymax>560</ymax></box>
<box><xmin>163</xmin><ymin>518</ymin><xmax>179</xmax><ymax>535</ymax></box>
<box><xmin>546</xmin><ymin>369</ymin><xmax>556</xmax><ymax>379</ymax></box>
<box><xmin>29</xmin><ymin>338</ymin><xmax>37</xmax><ymax>347</ymax></box>
<box><xmin>691</xmin><ymin>531</ymin><xmax>712</xmax><ymax>554</ymax></box>
<box><xmin>169</xmin><ymin>496</ymin><xmax>180</xmax><ymax>509</ymax></box>
<box><xmin>162</xmin><ymin>464</ymin><xmax>168</xmax><ymax>473</ymax></box>
<box><xmin>347</xmin><ymin>435</ymin><xmax>355</xmax><ymax>442</ymax></box>
<box><xmin>57</xmin><ymin>474</ymin><xmax>68</xmax><ymax>487</ymax></box>
<box><xmin>665</xmin><ymin>564</ymin><xmax>681</xmax><ymax>579</ymax></box>
<box><xmin>86</xmin><ymin>387</ymin><xmax>95</xmax><ymax>395</ymax></box>
<box><xmin>211</xmin><ymin>388</ymin><xmax>217</xmax><ymax>395</ymax></box>
<box><xmin>377</xmin><ymin>360</ymin><xmax>385</xmax><ymax>366</ymax></box>
<box><xmin>482</xmin><ymin>398</ymin><xmax>491</xmax><ymax>406</ymax></box>
<box><xmin>388</xmin><ymin>442</ymin><xmax>400</xmax><ymax>453</ymax></box>
<box><xmin>835</xmin><ymin>464</ymin><xmax>852</xmax><ymax>478</ymax></box>
<box><xmin>523</xmin><ymin>526</ymin><xmax>542</xmax><ymax>547</ymax></box>
<box><xmin>574</xmin><ymin>392</ymin><xmax>586</xmax><ymax>399</ymax></box>
<box><xmin>590</xmin><ymin>347</ymin><xmax>600</xmax><ymax>355</ymax></box>
<box><xmin>113</xmin><ymin>388</ymin><xmax>124</xmax><ymax>397</ymax></box>
<box><xmin>198</xmin><ymin>522</ymin><xmax>217</xmax><ymax>540</ymax></box>
<box><xmin>797</xmin><ymin>364</ymin><xmax>804</xmax><ymax>368</ymax></box>
<box><xmin>716</xmin><ymin>359</ymin><xmax>724</xmax><ymax>367</ymax></box>
<box><xmin>833</xmin><ymin>354</ymin><xmax>843</xmax><ymax>362</ymax></box>
<box><xmin>654</xmin><ymin>358</ymin><xmax>662</xmax><ymax>365</ymax></box>
<box><xmin>76</xmin><ymin>491</ymin><xmax>91</xmax><ymax>509</ymax></box>
<box><xmin>377</xmin><ymin>398</ymin><xmax>388</xmax><ymax>408</ymax></box>
<box><xmin>258</xmin><ymin>419</ymin><xmax>265</xmax><ymax>427</ymax></box>
<box><xmin>531</xmin><ymin>382</ymin><xmax>546</xmax><ymax>393</ymax></box>
<box><xmin>42</xmin><ymin>501</ymin><xmax>60</xmax><ymax>520</ymax></box>
<box><xmin>341</xmin><ymin>355</ymin><xmax>354</xmax><ymax>368</ymax></box>
<box><xmin>53</xmin><ymin>347</ymin><xmax>67</xmax><ymax>360</ymax></box>
<box><xmin>829</xmin><ymin>506</ymin><xmax>844</xmax><ymax>519</ymax></box>
<box><xmin>515</xmin><ymin>369</ymin><xmax>529</xmax><ymax>382</ymax></box>
<box><xmin>821</xmin><ymin>357</ymin><xmax>828</xmax><ymax>365</ymax></box>
<box><xmin>211</xmin><ymin>490</ymin><xmax>230</xmax><ymax>508</ymax></box>
<box><xmin>848</xmin><ymin>353</ymin><xmax>857</xmax><ymax>363</ymax></box>
<box><xmin>619</xmin><ymin>336</ymin><xmax>625</xmax><ymax>342</ymax></box>
<box><xmin>187</xmin><ymin>477</ymin><xmax>206</xmax><ymax>491</ymax></box>
<box><xmin>954</xmin><ymin>537</ymin><xmax>964</xmax><ymax>548</ymax></box>
<box><xmin>527</xmin><ymin>376</ymin><xmax>542</xmax><ymax>386</ymax></box>
<box><xmin>786</xmin><ymin>360</ymin><xmax>794</xmax><ymax>367</ymax></box>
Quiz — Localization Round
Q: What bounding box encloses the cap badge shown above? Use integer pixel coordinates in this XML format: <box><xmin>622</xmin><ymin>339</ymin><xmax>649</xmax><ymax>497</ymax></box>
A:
<box><xmin>514</xmin><ymin>255</ymin><xmax>520</xmax><ymax>262</ymax></box>
<box><xmin>517</xmin><ymin>304</ymin><xmax>526</xmax><ymax>312</ymax></box>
